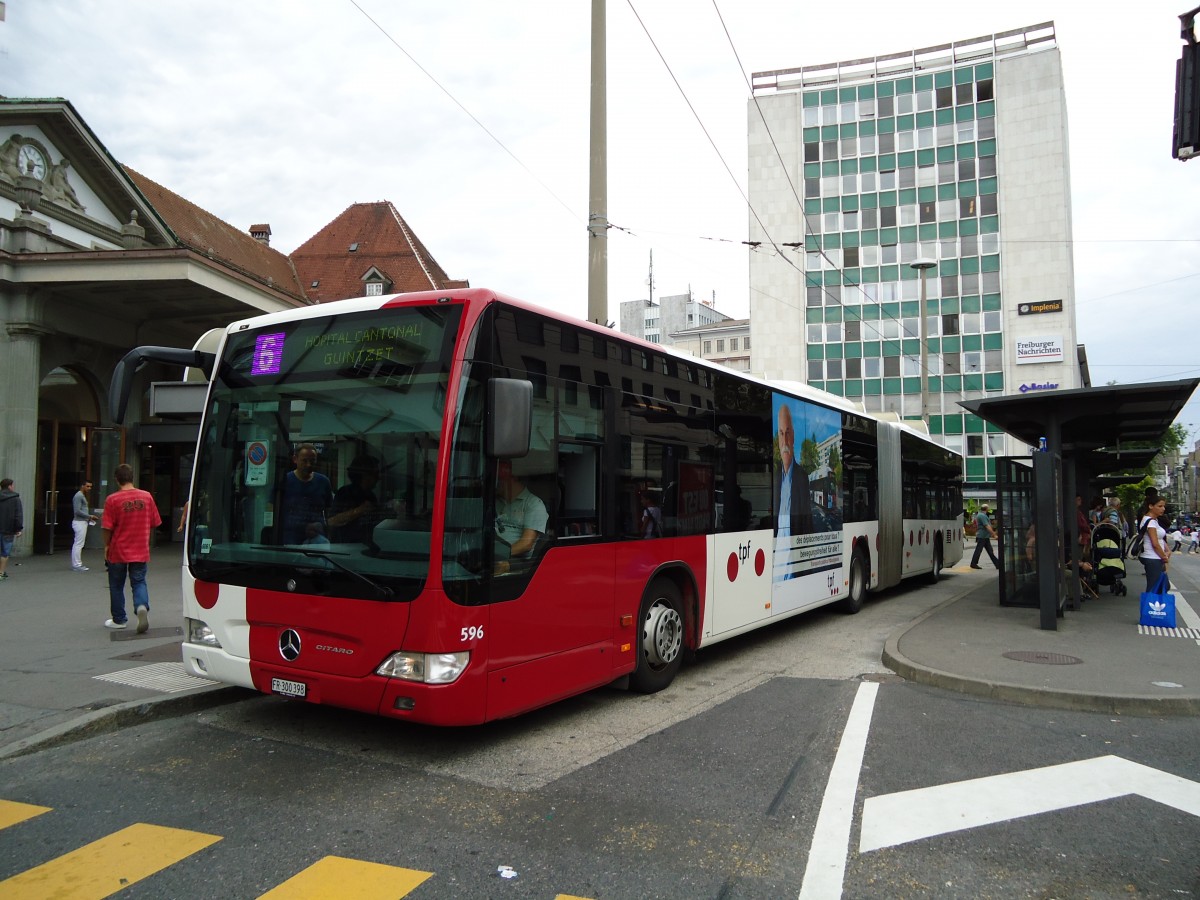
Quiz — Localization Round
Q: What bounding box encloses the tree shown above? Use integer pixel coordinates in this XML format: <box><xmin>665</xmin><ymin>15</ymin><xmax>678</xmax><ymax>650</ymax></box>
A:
<box><xmin>800</xmin><ymin>435</ymin><xmax>820</xmax><ymax>476</ymax></box>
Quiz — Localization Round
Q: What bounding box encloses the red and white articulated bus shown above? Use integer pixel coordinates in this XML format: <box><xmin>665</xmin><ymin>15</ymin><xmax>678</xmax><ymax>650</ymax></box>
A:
<box><xmin>111</xmin><ymin>288</ymin><xmax>963</xmax><ymax>725</ymax></box>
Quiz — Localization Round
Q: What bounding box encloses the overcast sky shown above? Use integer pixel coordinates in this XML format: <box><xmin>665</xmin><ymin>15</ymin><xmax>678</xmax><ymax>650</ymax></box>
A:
<box><xmin>5</xmin><ymin>1</ymin><xmax>1200</xmax><ymax>441</ymax></box>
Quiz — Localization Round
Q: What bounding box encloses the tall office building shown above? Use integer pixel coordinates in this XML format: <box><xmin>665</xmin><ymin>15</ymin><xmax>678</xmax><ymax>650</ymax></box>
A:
<box><xmin>748</xmin><ymin>23</ymin><xmax>1081</xmax><ymax>486</ymax></box>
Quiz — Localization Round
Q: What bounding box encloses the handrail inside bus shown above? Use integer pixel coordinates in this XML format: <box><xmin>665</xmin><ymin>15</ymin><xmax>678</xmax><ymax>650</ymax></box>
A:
<box><xmin>109</xmin><ymin>345</ymin><xmax>216</xmax><ymax>425</ymax></box>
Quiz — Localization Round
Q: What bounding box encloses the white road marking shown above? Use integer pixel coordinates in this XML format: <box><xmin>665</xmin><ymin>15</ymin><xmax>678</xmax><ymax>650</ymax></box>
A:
<box><xmin>94</xmin><ymin>662</ymin><xmax>218</xmax><ymax>693</ymax></box>
<box><xmin>859</xmin><ymin>755</ymin><xmax>1200</xmax><ymax>853</ymax></box>
<box><xmin>798</xmin><ymin>680</ymin><xmax>878</xmax><ymax>900</ymax></box>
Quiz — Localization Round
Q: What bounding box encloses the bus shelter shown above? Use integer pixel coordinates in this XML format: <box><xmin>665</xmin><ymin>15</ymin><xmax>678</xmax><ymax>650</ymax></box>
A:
<box><xmin>960</xmin><ymin>377</ymin><xmax>1199</xmax><ymax>630</ymax></box>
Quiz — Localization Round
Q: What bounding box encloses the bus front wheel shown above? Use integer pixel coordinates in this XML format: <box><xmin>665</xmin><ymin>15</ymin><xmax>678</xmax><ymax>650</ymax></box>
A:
<box><xmin>841</xmin><ymin>547</ymin><xmax>868</xmax><ymax>614</ymax></box>
<box><xmin>630</xmin><ymin>579</ymin><xmax>684</xmax><ymax>694</ymax></box>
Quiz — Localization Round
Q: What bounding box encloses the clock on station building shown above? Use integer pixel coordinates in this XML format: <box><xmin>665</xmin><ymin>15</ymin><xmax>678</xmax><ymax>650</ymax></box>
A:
<box><xmin>17</xmin><ymin>143</ymin><xmax>47</xmax><ymax>181</ymax></box>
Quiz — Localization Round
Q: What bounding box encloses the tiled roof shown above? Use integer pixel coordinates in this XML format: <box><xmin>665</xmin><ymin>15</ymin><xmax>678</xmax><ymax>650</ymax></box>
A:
<box><xmin>122</xmin><ymin>166</ymin><xmax>307</xmax><ymax>303</ymax></box>
<box><xmin>290</xmin><ymin>202</ymin><xmax>467</xmax><ymax>304</ymax></box>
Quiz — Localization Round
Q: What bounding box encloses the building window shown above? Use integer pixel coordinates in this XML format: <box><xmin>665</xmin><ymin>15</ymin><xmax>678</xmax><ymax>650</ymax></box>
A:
<box><xmin>967</xmin><ymin>435</ymin><xmax>984</xmax><ymax>456</ymax></box>
<box><xmin>729</xmin><ymin>338</ymin><xmax>738</xmax><ymax>351</ymax></box>
<box><xmin>365</xmin><ymin>282</ymin><xmax>384</xmax><ymax>296</ymax></box>
<box><xmin>703</xmin><ymin>341</ymin><xmax>711</xmax><ymax>353</ymax></box>
<box><xmin>716</xmin><ymin>340</ymin><xmax>725</xmax><ymax>352</ymax></box>
<box><xmin>744</xmin><ymin>335</ymin><xmax>750</xmax><ymax>349</ymax></box>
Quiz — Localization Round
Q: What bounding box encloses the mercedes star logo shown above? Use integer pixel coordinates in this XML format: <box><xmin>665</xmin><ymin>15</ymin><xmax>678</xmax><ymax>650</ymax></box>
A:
<box><xmin>279</xmin><ymin>629</ymin><xmax>301</xmax><ymax>661</ymax></box>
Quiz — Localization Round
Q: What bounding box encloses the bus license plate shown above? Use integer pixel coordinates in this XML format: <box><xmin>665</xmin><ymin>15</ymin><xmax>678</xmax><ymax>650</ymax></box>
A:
<box><xmin>271</xmin><ymin>677</ymin><xmax>306</xmax><ymax>698</ymax></box>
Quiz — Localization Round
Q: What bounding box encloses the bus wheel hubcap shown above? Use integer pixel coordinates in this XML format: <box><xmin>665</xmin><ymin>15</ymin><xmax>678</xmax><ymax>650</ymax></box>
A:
<box><xmin>644</xmin><ymin>600</ymin><xmax>682</xmax><ymax>668</ymax></box>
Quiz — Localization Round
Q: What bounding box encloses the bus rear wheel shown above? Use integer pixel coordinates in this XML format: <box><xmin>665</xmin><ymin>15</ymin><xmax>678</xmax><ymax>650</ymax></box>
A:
<box><xmin>630</xmin><ymin>579</ymin><xmax>684</xmax><ymax>694</ymax></box>
<box><xmin>840</xmin><ymin>547</ymin><xmax>868</xmax><ymax>614</ymax></box>
<box><xmin>927</xmin><ymin>541</ymin><xmax>943</xmax><ymax>584</ymax></box>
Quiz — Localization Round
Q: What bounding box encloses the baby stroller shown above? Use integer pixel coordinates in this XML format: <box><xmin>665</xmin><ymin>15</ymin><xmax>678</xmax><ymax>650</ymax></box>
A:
<box><xmin>1090</xmin><ymin>521</ymin><xmax>1127</xmax><ymax>596</ymax></box>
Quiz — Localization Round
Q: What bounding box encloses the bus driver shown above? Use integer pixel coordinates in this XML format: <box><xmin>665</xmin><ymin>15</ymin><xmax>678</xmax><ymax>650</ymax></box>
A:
<box><xmin>493</xmin><ymin>461</ymin><xmax>548</xmax><ymax>575</ymax></box>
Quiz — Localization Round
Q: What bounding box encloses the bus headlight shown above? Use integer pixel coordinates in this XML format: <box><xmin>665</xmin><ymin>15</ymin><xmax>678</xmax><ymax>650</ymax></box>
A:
<box><xmin>186</xmin><ymin>618</ymin><xmax>221</xmax><ymax>648</ymax></box>
<box><xmin>376</xmin><ymin>651</ymin><xmax>469</xmax><ymax>684</ymax></box>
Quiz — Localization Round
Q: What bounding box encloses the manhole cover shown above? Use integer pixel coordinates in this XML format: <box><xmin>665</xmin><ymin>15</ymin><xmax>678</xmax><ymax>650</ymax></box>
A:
<box><xmin>1002</xmin><ymin>650</ymin><xmax>1083</xmax><ymax>665</ymax></box>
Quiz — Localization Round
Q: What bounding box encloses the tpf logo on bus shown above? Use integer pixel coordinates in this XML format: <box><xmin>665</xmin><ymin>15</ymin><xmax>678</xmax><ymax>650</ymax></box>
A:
<box><xmin>727</xmin><ymin>541</ymin><xmax>766</xmax><ymax>582</ymax></box>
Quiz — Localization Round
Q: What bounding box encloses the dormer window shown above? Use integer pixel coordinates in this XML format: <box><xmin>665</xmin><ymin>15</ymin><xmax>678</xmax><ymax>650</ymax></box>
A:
<box><xmin>360</xmin><ymin>265</ymin><xmax>392</xmax><ymax>298</ymax></box>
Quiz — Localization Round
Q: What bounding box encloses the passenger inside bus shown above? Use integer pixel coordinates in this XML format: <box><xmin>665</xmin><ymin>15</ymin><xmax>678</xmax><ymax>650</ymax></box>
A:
<box><xmin>277</xmin><ymin>443</ymin><xmax>334</xmax><ymax>545</ymax></box>
<box><xmin>329</xmin><ymin>454</ymin><xmax>383</xmax><ymax>543</ymax></box>
<box><xmin>493</xmin><ymin>460</ymin><xmax>549</xmax><ymax>575</ymax></box>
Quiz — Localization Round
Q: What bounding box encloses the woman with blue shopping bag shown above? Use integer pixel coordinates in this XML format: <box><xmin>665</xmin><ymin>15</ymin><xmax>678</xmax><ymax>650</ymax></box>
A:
<box><xmin>1135</xmin><ymin>498</ymin><xmax>1177</xmax><ymax>628</ymax></box>
<box><xmin>1135</xmin><ymin>498</ymin><xmax>1171</xmax><ymax>592</ymax></box>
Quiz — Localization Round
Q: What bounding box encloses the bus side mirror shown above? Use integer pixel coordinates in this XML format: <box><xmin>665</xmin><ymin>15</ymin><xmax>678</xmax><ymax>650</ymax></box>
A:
<box><xmin>109</xmin><ymin>345</ymin><xmax>216</xmax><ymax>424</ymax></box>
<box><xmin>487</xmin><ymin>378</ymin><xmax>532</xmax><ymax>458</ymax></box>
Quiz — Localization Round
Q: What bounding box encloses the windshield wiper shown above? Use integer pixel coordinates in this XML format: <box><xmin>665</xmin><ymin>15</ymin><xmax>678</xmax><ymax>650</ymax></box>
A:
<box><xmin>252</xmin><ymin>546</ymin><xmax>394</xmax><ymax>599</ymax></box>
<box><xmin>296</xmin><ymin>549</ymin><xmax>394</xmax><ymax>599</ymax></box>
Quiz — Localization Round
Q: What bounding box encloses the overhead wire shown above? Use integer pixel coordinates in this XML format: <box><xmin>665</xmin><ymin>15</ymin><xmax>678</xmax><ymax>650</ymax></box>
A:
<box><xmin>350</xmin><ymin>0</ymin><xmax>1193</xmax><ymax>369</ymax></box>
<box><xmin>347</xmin><ymin>0</ymin><xmax>582</xmax><ymax>225</ymax></box>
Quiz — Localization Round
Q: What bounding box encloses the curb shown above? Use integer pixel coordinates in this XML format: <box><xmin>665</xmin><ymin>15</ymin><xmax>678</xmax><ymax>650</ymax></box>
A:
<box><xmin>881</xmin><ymin>592</ymin><xmax>1200</xmax><ymax>718</ymax></box>
<box><xmin>0</xmin><ymin>685</ymin><xmax>250</xmax><ymax>760</ymax></box>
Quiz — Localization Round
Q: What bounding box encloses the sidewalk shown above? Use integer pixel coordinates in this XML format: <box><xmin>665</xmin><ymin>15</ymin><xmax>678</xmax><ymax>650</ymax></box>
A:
<box><xmin>1</xmin><ymin>545</ymin><xmax>1197</xmax><ymax>761</ymax></box>
<box><xmin>0</xmin><ymin>543</ymin><xmax>241</xmax><ymax>759</ymax></box>
<box><xmin>885</xmin><ymin>560</ymin><xmax>1200</xmax><ymax>716</ymax></box>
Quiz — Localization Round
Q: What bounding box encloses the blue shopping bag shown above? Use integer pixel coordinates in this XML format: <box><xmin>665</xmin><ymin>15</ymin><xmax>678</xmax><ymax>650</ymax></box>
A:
<box><xmin>1139</xmin><ymin>573</ymin><xmax>1176</xmax><ymax>628</ymax></box>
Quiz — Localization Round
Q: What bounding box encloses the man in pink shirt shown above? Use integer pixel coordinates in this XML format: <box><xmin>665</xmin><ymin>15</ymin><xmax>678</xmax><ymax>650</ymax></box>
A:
<box><xmin>101</xmin><ymin>464</ymin><xmax>162</xmax><ymax>633</ymax></box>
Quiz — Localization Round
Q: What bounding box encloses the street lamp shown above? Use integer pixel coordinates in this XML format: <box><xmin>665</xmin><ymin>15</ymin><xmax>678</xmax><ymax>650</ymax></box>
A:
<box><xmin>910</xmin><ymin>257</ymin><xmax>936</xmax><ymax>425</ymax></box>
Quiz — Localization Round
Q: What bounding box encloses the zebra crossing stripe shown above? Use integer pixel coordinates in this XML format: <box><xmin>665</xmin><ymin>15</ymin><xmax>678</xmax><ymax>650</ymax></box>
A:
<box><xmin>258</xmin><ymin>855</ymin><xmax>433</xmax><ymax>899</ymax></box>
<box><xmin>0</xmin><ymin>822</ymin><xmax>220</xmax><ymax>899</ymax></box>
<box><xmin>0</xmin><ymin>800</ymin><xmax>50</xmax><ymax>831</ymax></box>
<box><xmin>1137</xmin><ymin>625</ymin><xmax>1200</xmax><ymax>639</ymax></box>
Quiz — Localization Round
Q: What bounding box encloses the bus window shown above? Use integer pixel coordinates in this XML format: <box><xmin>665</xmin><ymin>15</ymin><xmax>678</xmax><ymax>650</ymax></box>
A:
<box><xmin>558</xmin><ymin>443</ymin><xmax>599</xmax><ymax>537</ymax></box>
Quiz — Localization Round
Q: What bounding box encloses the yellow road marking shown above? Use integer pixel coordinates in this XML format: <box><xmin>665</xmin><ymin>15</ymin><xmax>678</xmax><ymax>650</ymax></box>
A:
<box><xmin>0</xmin><ymin>822</ymin><xmax>221</xmax><ymax>899</ymax></box>
<box><xmin>259</xmin><ymin>856</ymin><xmax>433</xmax><ymax>899</ymax></box>
<box><xmin>0</xmin><ymin>800</ymin><xmax>51</xmax><ymax>830</ymax></box>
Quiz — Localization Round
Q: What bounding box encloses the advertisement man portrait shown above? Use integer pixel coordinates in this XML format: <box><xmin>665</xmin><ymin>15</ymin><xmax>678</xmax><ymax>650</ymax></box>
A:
<box><xmin>774</xmin><ymin>401</ymin><xmax>812</xmax><ymax>538</ymax></box>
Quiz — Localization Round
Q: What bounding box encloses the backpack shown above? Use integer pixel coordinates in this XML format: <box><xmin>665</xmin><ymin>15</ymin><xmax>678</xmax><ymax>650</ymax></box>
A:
<box><xmin>1127</xmin><ymin>519</ymin><xmax>1150</xmax><ymax>559</ymax></box>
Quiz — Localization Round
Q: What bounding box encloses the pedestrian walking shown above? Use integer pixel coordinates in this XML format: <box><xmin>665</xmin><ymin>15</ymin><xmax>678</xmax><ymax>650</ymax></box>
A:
<box><xmin>70</xmin><ymin>479</ymin><xmax>96</xmax><ymax>572</ymax></box>
<box><xmin>101</xmin><ymin>464</ymin><xmax>161</xmax><ymax>632</ymax></box>
<box><xmin>0</xmin><ymin>477</ymin><xmax>23</xmax><ymax>581</ymax></box>
<box><xmin>970</xmin><ymin>503</ymin><xmax>1000</xmax><ymax>569</ymax></box>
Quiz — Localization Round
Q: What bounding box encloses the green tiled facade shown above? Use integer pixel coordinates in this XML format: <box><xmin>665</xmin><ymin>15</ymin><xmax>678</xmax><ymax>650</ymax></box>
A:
<box><xmin>795</xmin><ymin>60</ymin><xmax>1003</xmax><ymax>481</ymax></box>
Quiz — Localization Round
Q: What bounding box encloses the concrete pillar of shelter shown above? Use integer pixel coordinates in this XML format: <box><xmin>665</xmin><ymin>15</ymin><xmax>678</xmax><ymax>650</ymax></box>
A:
<box><xmin>0</xmin><ymin>320</ymin><xmax>49</xmax><ymax>558</ymax></box>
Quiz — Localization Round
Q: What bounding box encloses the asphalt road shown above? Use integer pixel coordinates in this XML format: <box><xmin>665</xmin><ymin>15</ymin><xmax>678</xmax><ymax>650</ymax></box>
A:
<box><xmin>2</xmin><ymin>568</ymin><xmax>1198</xmax><ymax>899</ymax></box>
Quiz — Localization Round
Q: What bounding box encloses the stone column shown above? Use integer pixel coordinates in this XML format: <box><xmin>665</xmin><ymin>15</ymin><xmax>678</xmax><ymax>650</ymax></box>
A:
<box><xmin>1</xmin><ymin>322</ymin><xmax>49</xmax><ymax>558</ymax></box>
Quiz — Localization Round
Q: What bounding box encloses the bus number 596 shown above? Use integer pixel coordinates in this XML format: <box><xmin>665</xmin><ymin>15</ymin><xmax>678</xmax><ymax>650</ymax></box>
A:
<box><xmin>461</xmin><ymin>626</ymin><xmax>485</xmax><ymax>641</ymax></box>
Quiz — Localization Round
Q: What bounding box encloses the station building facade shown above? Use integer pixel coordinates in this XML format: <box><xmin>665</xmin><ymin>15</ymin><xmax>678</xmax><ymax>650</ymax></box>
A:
<box><xmin>0</xmin><ymin>98</ymin><xmax>463</xmax><ymax>557</ymax></box>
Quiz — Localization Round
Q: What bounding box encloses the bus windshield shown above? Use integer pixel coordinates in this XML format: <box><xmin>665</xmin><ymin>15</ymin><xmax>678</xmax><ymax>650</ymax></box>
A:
<box><xmin>187</xmin><ymin>304</ymin><xmax>463</xmax><ymax>601</ymax></box>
